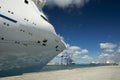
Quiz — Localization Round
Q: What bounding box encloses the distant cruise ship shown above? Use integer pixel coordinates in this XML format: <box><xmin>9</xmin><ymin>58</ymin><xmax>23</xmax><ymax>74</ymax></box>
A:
<box><xmin>0</xmin><ymin>0</ymin><xmax>66</xmax><ymax>74</ymax></box>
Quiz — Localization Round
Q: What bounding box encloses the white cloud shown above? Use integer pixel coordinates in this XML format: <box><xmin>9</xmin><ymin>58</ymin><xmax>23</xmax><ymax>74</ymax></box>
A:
<box><xmin>117</xmin><ymin>47</ymin><xmax>120</xmax><ymax>53</ymax></box>
<box><xmin>81</xmin><ymin>49</ymin><xmax>88</xmax><ymax>54</ymax></box>
<box><xmin>100</xmin><ymin>43</ymin><xmax>117</xmax><ymax>49</ymax></box>
<box><xmin>98</xmin><ymin>53</ymin><xmax>115</xmax><ymax>63</ymax></box>
<box><xmin>104</xmin><ymin>49</ymin><xmax>114</xmax><ymax>52</ymax></box>
<box><xmin>100</xmin><ymin>43</ymin><xmax>117</xmax><ymax>52</ymax></box>
<box><xmin>73</xmin><ymin>52</ymin><xmax>80</xmax><ymax>57</ymax></box>
<box><xmin>69</xmin><ymin>46</ymin><xmax>81</xmax><ymax>51</ymax></box>
<box><xmin>68</xmin><ymin>46</ymin><xmax>88</xmax><ymax>55</ymax></box>
<box><xmin>52</xmin><ymin>45</ymin><xmax>89</xmax><ymax>64</ymax></box>
<box><xmin>98</xmin><ymin>53</ymin><xmax>113</xmax><ymax>59</ymax></box>
<box><xmin>113</xmin><ymin>52</ymin><xmax>120</xmax><ymax>63</ymax></box>
<box><xmin>58</xmin><ymin>45</ymin><xmax>88</xmax><ymax>58</ymax></box>
<box><xmin>59</xmin><ymin>46</ymin><xmax>90</xmax><ymax>63</ymax></box>
<box><xmin>98</xmin><ymin>46</ymin><xmax>120</xmax><ymax>63</ymax></box>
<box><xmin>112</xmin><ymin>47</ymin><xmax>120</xmax><ymax>63</ymax></box>
<box><xmin>62</xmin><ymin>46</ymin><xmax>81</xmax><ymax>55</ymax></box>
<box><xmin>46</xmin><ymin>0</ymin><xmax>90</xmax><ymax>9</ymax></box>
<box><xmin>82</xmin><ymin>55</ymin><xmax>93</xmax><ymax>60</ymax></box>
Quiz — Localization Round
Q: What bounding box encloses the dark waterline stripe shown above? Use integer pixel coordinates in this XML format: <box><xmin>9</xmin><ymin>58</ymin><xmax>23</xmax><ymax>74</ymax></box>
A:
<box><xmin>0</xmin><ymin>14</ymin><xmax>17</xmax><ymax>23</ymax></box>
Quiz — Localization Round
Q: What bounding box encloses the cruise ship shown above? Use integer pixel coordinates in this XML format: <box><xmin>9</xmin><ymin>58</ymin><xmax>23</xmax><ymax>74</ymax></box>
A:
<box><xmin>0</xmin><ymin>0</ymin><xmax>66</xmax><ymax>75</ymax></box>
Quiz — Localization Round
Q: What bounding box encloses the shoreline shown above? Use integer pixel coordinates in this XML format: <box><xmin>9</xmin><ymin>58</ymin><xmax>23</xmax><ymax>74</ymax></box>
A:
<box><xmin>0</xmin><ymin>65</ymin><xmax>120</xmax><ymax>80</ymax></box>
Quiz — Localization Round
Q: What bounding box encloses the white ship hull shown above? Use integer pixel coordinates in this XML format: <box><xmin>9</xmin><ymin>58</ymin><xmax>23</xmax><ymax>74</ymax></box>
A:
<box><xmin>0</xmin><ymin>0</ymin><xmax>66</xmax><ymax>75</ymax></box>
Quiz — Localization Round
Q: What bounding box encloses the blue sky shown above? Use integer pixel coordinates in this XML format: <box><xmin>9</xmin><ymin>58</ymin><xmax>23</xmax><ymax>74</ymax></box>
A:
<box><xmin>43</xmin><ymin>0</ymin><xmax>120</xmax><ymax>63</ymax></box>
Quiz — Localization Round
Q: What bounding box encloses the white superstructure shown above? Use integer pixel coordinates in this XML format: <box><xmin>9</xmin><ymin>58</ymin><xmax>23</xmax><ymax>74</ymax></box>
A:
<box><xmin>0</xmin><ymin>0</ymin><xmax>66</xmax><ymax>75</ymax></box>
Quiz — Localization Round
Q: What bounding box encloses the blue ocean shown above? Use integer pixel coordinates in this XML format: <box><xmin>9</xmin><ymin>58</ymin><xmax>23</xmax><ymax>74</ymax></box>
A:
<box><xmin>0</xmin><ymin>63</ymin><xmax>118</xmax><ymax>78</ymax></box>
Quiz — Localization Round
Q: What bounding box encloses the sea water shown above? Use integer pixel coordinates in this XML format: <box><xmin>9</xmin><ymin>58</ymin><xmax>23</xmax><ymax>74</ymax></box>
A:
<box><xmin>0</xmin><ymin>64</ymin><xmax>117</xmax><ymax>77</ymax></box>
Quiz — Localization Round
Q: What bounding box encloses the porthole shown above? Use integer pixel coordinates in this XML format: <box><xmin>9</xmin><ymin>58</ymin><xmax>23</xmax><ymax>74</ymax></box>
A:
<box><xmin>24</xmin><ymin>18</ymin><xmax>26</xmax><ymax>20</ymax></box>
<box><xmin>37</xmin><ymin>41</ymin><xmax>41</xmax><ymax>43</ymax></box>
<box><xmin>3</xmin><ymin>22</ymin><xmax>10</xmax><ymax>26</ymax></box>
<box><xmin>55</xmin><ymin>45</ymin><xmax>58</xmax><ymax>48</ymax></box>
<box><xmin>24</xmin><ymin>0</ymin><xmax>29</xmax><ymax>4</ymax></box>
<box><xmin>8</xmin><ymin>10</ymin><xmax>10</xmax><ymax>13</ymax></box>
<box><xmin>7</xmin><ymin>24</ymin><xmax>10</xmax><ymax>26</ymax></box>
<box><xmin>8</xmin><ymin>10</ymin><xmax>14</xmax><ymax>14</ymax></box>
<box><xmin>20</xmin><ymin>29</ymin><xmax>25</xmax><ymax>32</ymax></box>
<box><xmin>15</xmin><ymin>41</ymin><xmax>20</xmax><ymax>44</ymax></box>
<box><xmin>1</xmin><ymin>37</ymin><xmax>4</xmax><ymax>40</ymax></box>
<box><xmin>32</xmin><ymin>22</ymin><xmax>37</xmax><ymax>25</ymax></box>
<box><xmin>42</xmin><ymin>43</ymin><xmax>46</xmax><ymax>46</ymax></box>
<box><xmin>28</xmin><ymin>32</ymin><xmax>32</xmax><ymax>36</ymax></box>
<box><xmin>3</xmin><ymin>22</ymin><xmax>6</xmax><ymax>25</ymax></box>
<box><xmin>43</xmin><ymin>39</ymin><xmax>47</xmax><ymax>43</ymax></box>
<box><xmin>11</xmin><ymin>12</ymin><xmax>14</xmax><ymax>14</ymax></box>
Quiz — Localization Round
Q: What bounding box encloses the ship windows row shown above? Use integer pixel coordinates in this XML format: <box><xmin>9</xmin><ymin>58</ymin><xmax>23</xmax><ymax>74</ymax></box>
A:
<box><xmin>8</xmin><ymin>10</ymin><xmax>14</xmax><ymax>14</ymax></box>
<box><xmin>3</xmin><ymin>22</ymin><xmax>10</xmax><ymax>26</ymax></box>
